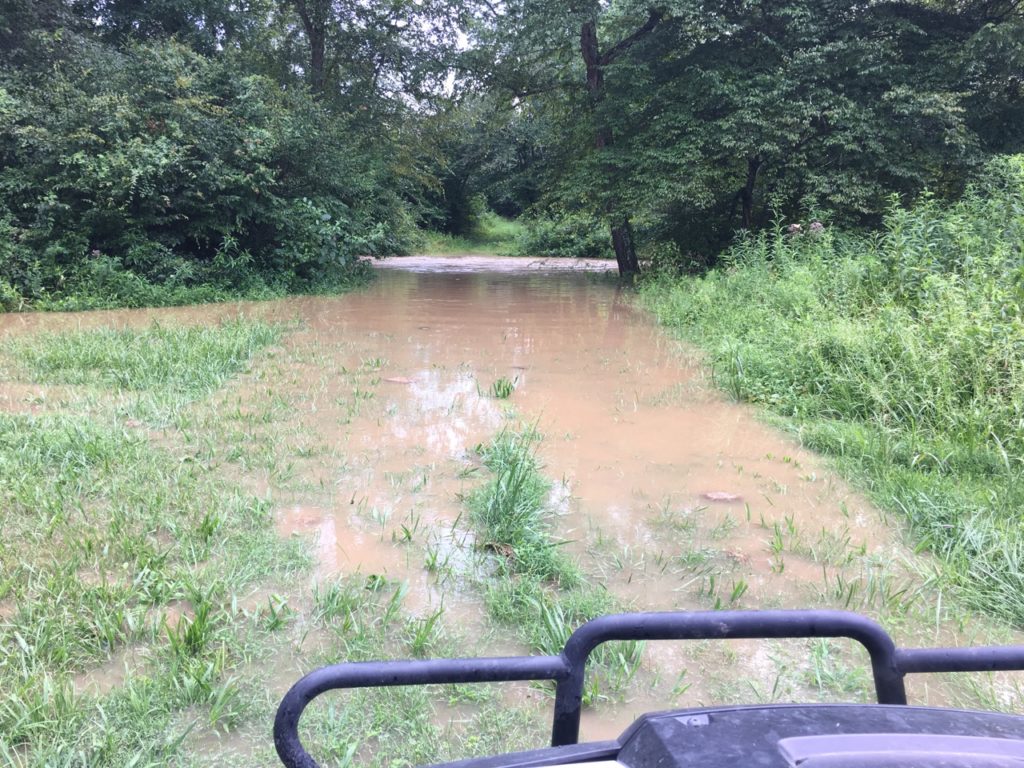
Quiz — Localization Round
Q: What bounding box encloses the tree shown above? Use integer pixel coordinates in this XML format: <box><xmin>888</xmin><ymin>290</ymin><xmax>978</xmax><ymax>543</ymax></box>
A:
<box><xmin>467</xmin><ymin>1</ymin><xmax>671</xmax><ymax>277</ymax></box>
<box><xmin>599</xmin><ymin>0</ymin><xmax>1024</xmax><ymax>266</ymax></box>
<box><xmin>466</xmin><ymin>0</ymin><xmax>1024</xmax><ymax>272</ymax></box>
<box><xmin>278</xmin><ymin>0</ymin><xmax>463</xmax><ymax>103</ymax></box>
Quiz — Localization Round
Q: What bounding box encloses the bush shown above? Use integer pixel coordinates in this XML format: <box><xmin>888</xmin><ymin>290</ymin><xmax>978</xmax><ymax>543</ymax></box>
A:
<box><xmin>513</xmin><ymin>213</ymin><xmax>613</xmax><ymax>259</ymax></box>
<box><xmin>0</xmin><ymin>39</ymin><xmax>412</xmax><ymax>307</ymax></box>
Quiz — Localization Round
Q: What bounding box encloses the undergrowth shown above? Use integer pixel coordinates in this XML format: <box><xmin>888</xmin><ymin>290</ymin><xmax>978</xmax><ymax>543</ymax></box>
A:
<box><xmin>640</xmin><ymin>155</ymin><xmax>1024</xmax><ymax>626</ymax></box>
<box><xmin>420</xmin><ymin>212</ymin><xmax>525</xmax><ymax>255</ymax></box>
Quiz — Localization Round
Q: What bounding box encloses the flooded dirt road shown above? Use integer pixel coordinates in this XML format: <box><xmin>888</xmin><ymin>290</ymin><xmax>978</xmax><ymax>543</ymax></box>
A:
<box><xmin>249</xmin><ymin>256</ymin><xmax>1020</xmax><ymax>731</ymax></box>
<box><xmin>2</xmin><ymin>254</ymin><xmax>1020</xmax><ymax>765</ymax></box>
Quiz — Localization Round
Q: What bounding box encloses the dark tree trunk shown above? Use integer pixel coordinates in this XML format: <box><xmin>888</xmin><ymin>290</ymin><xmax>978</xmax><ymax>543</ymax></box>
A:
<box><xmin>611</xmin><ymin>217</ymin><xmax>641</xmax><ymax>278</ymax></box>
<box><xmin>581</xmin><ymin>19</ymin><xmax>636</xmax><ymax>278</ymax></box>
<box><xmin>577</xmin><ymin>10</ymin><xmax>664</xmax><ymax>279</ymax></box>
<box><xmin>740</xmin><ymin>156</ymin><xmax>762</xmax><ymax>229</ymax></box>
<box><xmin>308</xmin><ymin>29</ymin><xmax>325</xmax><ymax>92</ymax></box>
<box><xmin>292</xmin><ymin>0</ymin><xmax>325</xmax><ymax>93</ymax></box>
<box><xmin>581</xmin><ymin>20</ymin><xmax>603</xmax><ymax>95</ymax></box>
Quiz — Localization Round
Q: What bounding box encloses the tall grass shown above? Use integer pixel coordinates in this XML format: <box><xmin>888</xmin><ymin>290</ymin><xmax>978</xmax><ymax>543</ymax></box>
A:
<box><xmin>641</xmin><ymin>155</ymin><xmax>1024</xmax><ymax>625</ymax></box>
<box><xmin>9</xmin><ymin>319</ymin><xmax>282</xmax><ymax>395</ymax></box>
<box><xmin>469</xmin><ymin>428</ymin><xmax>579</xmax><ymax>585</ymax></box>
<box><xmin>467</xmin><ymin>428</ymin><xmax>642</xmax><ymax>701</ymax></box>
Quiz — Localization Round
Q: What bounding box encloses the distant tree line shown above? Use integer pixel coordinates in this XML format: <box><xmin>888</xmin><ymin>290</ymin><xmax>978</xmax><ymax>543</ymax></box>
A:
<box><xmin>1</xmin><ymin>0</ymin><xmax>1022</xmax><ymax>302</ymax></box>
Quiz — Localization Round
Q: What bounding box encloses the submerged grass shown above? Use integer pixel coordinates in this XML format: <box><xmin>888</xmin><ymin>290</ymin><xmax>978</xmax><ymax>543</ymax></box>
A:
<box><xmin>0</xmin><ymin>318</ymin><xmax>313</xmax><ymax>764</ymax></box>
<box><xmin>1</xmin><ymin>316</ymin><xmax>555</xmax><ymax>765</ymax></box>
<box><xmin>466</xmin><ymin>427</ymin><xmax>642</xmax><ymax>702</ymax></box>
<box><xmin>0</xmin><ymin>410</ymin><xmax>310</xmax><ymax>763</ymax></box>
<box><xmin>640</xmin><ymin>156</ymin><xmax>1024</xmax><ymax>627</ymax></box>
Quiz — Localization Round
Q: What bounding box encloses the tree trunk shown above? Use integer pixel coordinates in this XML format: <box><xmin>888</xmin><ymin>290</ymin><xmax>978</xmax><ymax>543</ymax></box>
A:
<box><xmin>292</xmin><ymin>0</ymin><xmax>325</xmax><ymax>93</ymax></box>
<box><xmin>740</xmin><ymin>156</ymin><xmax>762</xmax><ymax>229</ymax></box>
<box><xmin>611</xmin><ymin>217</ymin><xmax>641</xmax><ymax>279</ymax></box>
<box><xmin>308</xmin><ymin>28</ymin><xmax>326</xmax><ymax>92</ymax></box>
<box><xmin>580</xmin><ymin>19</ymin><xmax>638</xmax><ymax>277</ymax></box>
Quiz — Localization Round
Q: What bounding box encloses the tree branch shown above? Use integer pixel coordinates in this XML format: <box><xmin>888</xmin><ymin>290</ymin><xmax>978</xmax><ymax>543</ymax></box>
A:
<box><xmin>599</xmin><ymin>8</ymin><xmax>665</xmax><ymax>66</ymax></box>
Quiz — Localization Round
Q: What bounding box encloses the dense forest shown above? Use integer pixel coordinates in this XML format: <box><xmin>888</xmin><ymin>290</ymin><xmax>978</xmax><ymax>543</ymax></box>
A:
<box><xmin>2</xmin><ymin>0</ymin><xmax>1022</xmax><ymax>306</ymax></box>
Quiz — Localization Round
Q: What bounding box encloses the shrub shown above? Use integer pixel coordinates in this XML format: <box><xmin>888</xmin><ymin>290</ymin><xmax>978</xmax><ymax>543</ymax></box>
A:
<box><xmin>0</xmin><ymin>40</ymin><xmax>412</xmax><ymax>307</ymax></box>
<box><xmin>513</xmin><ymin>213</ymin><xmax>613</xmax><ymax>259</ymax></box>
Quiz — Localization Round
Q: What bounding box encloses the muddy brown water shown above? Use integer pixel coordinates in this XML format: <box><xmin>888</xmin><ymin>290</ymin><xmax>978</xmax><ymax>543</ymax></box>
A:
<box><xmin>4</xmin><ymin>254</ymin><xmax>1021</xmax><ymax>755</ymax></box>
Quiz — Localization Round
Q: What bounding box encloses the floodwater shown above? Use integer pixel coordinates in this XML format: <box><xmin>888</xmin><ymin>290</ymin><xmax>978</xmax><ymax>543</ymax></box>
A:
<box><xmin>4</xmin><ymin>254</ymin><xmax>1021</xmax><ymax>758</ymax></box>
<box><xmin>255</xmin><ymin>255</ymin><xmax>991</xmax><ymax>732</ymax></box>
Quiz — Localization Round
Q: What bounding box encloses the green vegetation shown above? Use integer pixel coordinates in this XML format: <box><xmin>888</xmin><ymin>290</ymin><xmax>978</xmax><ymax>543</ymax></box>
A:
<box><xmin>0</xmin><ymin>414</ymin><xmax>305</xmax><ymax>760</ymax></box>
<box><xmin>3</xmin><ymin>0</ymin><xmax>1024</xmax><ymax>758</ymax></box>
<box><xmin>1</xmin><ymin>34</ymin><xmax>390</xmax><ymax>309</ymax></box>
<box><xmin>466</xmin><ymin>428</ymin><xmax>642</xmax><ymax>702</ymax></box>
<box><xmin>441</xmin><ymin>0</ymin><xmax>1024</xmax><ymax>275</ymax></box>
<box><xmin>296</xmin><ymin>574</ymin><xmax>545</xmax><ymax>768</ymax></box>
<box><xmin>640</xmin><ymin>156</ymin><xmax>1024</xmax><ymax>626</ymax></box>
<box><xmin>5</xmin><ymin>319</ymin><xmax>284</xmax><ymax>426</ymax></box>
<box><xmin>488</xmin><ymin>377</ymin><xmax>517</xmax><ymax>400</ymax></box>
<box><xmin>0</xmin><ymin>320</ymin><xmax>555</xmax><ymax>765</ymax></box>
<box><xmin>3</xmin><ymin>0</ymin><xmax>1022</xmax><ymax>301</ymax></box>
<box><xmin>511</xmin><ymin>215</ymin><xmax>613</xmax><ymax>260</ymax></box>
<box><xmin>470</xmin><ymin>429</ymin><xmax>579</xmax><ymax>584</ymax></box>
<box><xmin>11</xmin><ymin>320</ymin><xmax>281</xmax><ymax>394</ymax></box>
<box><xmin>421</xmin><ymin>212</ymin><xmax>525</xmax><ymax>255</ymax></box>
<box><xmin>0</xmin><ymin>319</ymin><xmax>308</xmax><ymax>763</ymax></box>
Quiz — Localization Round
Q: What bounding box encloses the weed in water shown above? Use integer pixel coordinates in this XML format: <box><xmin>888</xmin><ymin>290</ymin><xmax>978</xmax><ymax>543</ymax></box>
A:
<box><xmin>489</xmin><ymin>377</ymin><xmax>517</xmax><ymax>399</ymax></box>
<box><xmin>468</xmin><ymin>429</ymin><xmax>578</xmax><ymax>585</ymax></box>
<box><xmin>465</xmin><ymin>426</ymin><xmax>643</xmax><ymax>704</ymax></box>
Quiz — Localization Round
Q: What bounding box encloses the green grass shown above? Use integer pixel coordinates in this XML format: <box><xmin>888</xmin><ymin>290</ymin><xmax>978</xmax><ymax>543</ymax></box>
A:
<box><xmin>0</xmin><ymin>409</ymin><xmax>310</xmax><ymax>763</ymax></box>
<box><xmin>291</xmin><ymin>575</ymin><xmax>546</xmax><ymax>768</ymax></box>
<box><xmin>488</xmin><ymin>377</ymin><xmax>517</xmax><ymax>400</ymax></box>
<box><xmin>0</xmin><ymin>315</ymin><xmax>559</xmax><ymax>765</ymax></box>
<box><xmin>8</xmin><ymin>319</ymin><xmax>282</xmax><ymax>395</ymax></box>
<box><xmin>0</xmin><ymin>317</ymin><xmax>316</xmax><ymax>764</ymax></box>
<box><xmin>469</xmin><ymin>428</ymin><xmax>579</xmax><ymax>585</ymax></box>
<box><xmin>640</xmin><ymin>156</ymin><xmax>1024</xmax><ymax>627</ymax></box>
<box><xmin>3</xmin><ymin>319</ymin><xmax>285</xmax><ymax>426</ymax></box>
<box><xmin>465</xmin><ymin>427</ymin><xmax>642</xmax><ymax>703</ymax></box>
<box><xmin>420</xmin><ymin>212</ymin><xmax>525</xmax><ymax>255</ymax></box>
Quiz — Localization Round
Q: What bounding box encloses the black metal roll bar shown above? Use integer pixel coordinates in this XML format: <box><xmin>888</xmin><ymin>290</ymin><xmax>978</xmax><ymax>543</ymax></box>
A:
<box><xmin>273</xmin><ymin>610</ymin><xmax>1024</xmax><ymax>768</ymax></box>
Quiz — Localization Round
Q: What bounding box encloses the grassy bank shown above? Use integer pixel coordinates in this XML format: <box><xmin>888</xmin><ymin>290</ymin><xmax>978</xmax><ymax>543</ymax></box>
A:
<box><xmin>640</xmin><ymin>156</ymin><xmax>1024</xmax><ymax>626</ymax></box>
